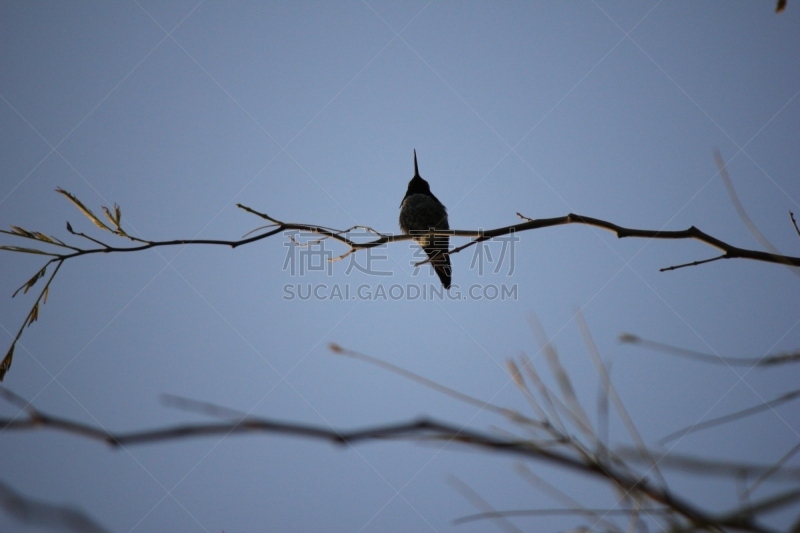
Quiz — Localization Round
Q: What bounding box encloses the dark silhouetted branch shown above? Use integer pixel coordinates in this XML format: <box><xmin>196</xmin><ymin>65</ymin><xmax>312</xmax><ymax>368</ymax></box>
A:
<box><xmin>2</xmin><ymin>188</ymin><xmax>799</xmax><ymax>380</ymax></box>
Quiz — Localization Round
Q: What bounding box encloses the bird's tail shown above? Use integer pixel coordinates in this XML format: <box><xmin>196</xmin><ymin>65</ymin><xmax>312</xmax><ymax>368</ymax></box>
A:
<box><xmin>430</xmin><ymin>251</ymin><xmax>452</xmax><ymax>290</ymax></box>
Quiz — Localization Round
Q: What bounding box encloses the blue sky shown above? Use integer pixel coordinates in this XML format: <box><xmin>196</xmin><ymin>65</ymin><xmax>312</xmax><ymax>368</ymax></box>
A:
<box><xmin>1</xmin><ymin>2</ymin><xmax>799</xmax><ymax>532</ymax></box>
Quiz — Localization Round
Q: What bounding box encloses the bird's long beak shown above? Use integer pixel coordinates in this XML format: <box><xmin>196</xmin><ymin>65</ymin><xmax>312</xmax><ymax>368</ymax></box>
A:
<box><xmin>413</xmin><ymin>149</ymin><xmax>419</xmax><ymax>178</ymax></box>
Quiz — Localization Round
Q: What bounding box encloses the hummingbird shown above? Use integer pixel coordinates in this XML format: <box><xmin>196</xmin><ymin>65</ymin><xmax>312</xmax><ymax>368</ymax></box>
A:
<box><xmin>399</xmin><ymin>150</ymin><xmax>452</xmax><ymax>289</ymax></box>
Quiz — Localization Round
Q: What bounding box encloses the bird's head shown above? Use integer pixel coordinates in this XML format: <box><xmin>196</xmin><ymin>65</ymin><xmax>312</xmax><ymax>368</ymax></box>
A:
<box><xmin>402</xmin><ymin>150</ymin><xmax>432</xmax><ymax>203</ymax></box>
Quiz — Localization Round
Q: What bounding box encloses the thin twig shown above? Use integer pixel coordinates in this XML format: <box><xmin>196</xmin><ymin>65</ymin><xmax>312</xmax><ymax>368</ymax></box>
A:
<box><xmin>791</xmin><ymin>212</ymin><xmax>800</xmax><ymax>238</ymax></box>
<box><xmin>515</xmin><ymin>463</ymin><xmax>625</xmax><ymax>532</ymax></box>
<box><xmin>660</xmin><ymin>254</ymin><xmax>725</xmax><ymax>272</ymax></box>
<box><xmin>449</xmin><ymin>476</ymin><xmax>524</xmax><ymax>533</ymax></box>
<box><xmin>329</xmin><ymin>344</ymin><xmax>540</xmax><ymax>428</ymax></box>
<box><xmin>715</xmin><ymin>151</ymin><xmax>782</xmax><ymax>258</ymax></box>
<box><xmin>715</xmin><ymin>149</ymin><xmax>800</xmax><ymax>280</ymax></box>
<box><xmin>1</xmin><ymin>260</ymin><xmax>63</xmax><ymax>380</ymax></box>
<box><xmin>619</xmin><ymin>334</ymin><xmax>800</xmax><ymax>367</ymax></box>
<box><xmin>454</xmin><ymin>507</ymin><xmax>671</xmax><ymax>526</ymax></box>
<box><xmin>616</xmin><ymin>447</ymin><xmax>800</xmax><ymax>480</ymax></box>
<box><xmin>744</xmin><ymin>442</ymin><xmax>800</xmax><ymax>498</ymax></box>
<box><xmin>576</xmin><ymin>312</ymin><xmax>667</xmax><ymax>488</ymax></box>
<box><xmin>658</xmin><ymin>389</ymin><xmax>800</xmax><ymax>445</ymax></box>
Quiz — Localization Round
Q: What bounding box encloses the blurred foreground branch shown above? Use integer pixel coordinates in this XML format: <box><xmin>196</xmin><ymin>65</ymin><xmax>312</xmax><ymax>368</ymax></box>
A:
<box><xmin>0</xmin><ymin>385</ymin><xmax>794</xmax><ymax>533</ymax></box>
<box><xmin>0</xmin><ymin>479</ymin><xmax>109</xmax><ymax>533</ymax></box>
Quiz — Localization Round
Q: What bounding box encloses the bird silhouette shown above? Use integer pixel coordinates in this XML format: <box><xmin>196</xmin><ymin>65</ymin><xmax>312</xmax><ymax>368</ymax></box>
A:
<box><xmin>399</xmin><ymin>151</ymin><xmax>451</xmax><ymax>289</ymax></box>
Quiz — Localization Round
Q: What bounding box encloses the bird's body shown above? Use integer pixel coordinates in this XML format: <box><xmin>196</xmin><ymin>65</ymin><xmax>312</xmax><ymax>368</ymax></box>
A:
<box><xmin>399</xmin><ymin>151</ymin><xmax>451</xmax><ymax>289</ymax></box>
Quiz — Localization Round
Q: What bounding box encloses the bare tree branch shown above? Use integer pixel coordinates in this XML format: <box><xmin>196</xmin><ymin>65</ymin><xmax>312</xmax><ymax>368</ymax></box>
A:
<box><xmin>577</xmin><ymin>312</ymin><xmax>666</xmax><ymax>488</ymax></box>
<box><xmin>453</xmin><ymin>507</ymin><xmax>672</xmax><ymax>526</ymax></box>
<box><xmin>745</xmin><ymin>442</ymin><xmax>800</xmax><ymax>499</ymax></box>
<box><xmin>449</xmin><ymin>476</ymin><xmax>524</xmax><ymax>533</ymax></box>
<box><xmin>0</xmin><ymin>261</ymin><xmax>62</xmax><ymax>380</ymax></box>
<box><xmin>0</xmin><ymin>387</ymin><xmax>790</xmax><ymax>533</ymax></box>
<box><xmin>513</xmin><ymin>463</ymin><xmax>636</xmax><ymax>532</ymax></box>
<box><xmin>2</xmin><ymin>188</ymin><xmax>799</xmax><ymax>381</ymax></box>
<box><xmin>619</xmin><ymin>334</ymin><xmax>800</xmax><ymax>367</ymax></box>
<box><xmin>616</xmin><ymin>447</ymin><xmax>800</xmax><ymax>480</ymax></box>
<box><xmin>330</xmin><ymin>343</ymin><xmax>542</xmax><ymax>427</ymax></box>
<box><xmin>791</xmin><ymin>212</ymin><xmax>800</xmax><ymax>238</ymax></box>
<box><xmin>658</xmin><ymin>389</ymin><xmax>800</xmax><ymax>445</ymax></box>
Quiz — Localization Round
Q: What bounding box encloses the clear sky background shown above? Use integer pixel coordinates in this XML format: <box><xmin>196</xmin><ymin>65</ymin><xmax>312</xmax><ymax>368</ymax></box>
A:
<box><xmin>1</xmin><ymin>2</ymin><xmax>799</xmax><ymax>532</ymax></box>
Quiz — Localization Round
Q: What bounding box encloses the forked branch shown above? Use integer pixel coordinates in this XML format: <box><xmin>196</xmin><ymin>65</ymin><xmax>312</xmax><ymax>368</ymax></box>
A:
<box><xmin>1</xmin><ymin>189</ymin><xmax>799</xmax><ymax>380</ymax></box>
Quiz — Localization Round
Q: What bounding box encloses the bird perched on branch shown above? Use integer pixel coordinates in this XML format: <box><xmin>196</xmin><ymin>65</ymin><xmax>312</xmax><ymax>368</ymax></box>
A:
<box><xmin>399</xmin><ymin>151</ymin><xmax>452</xmax><ymax>289</ymax></box>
